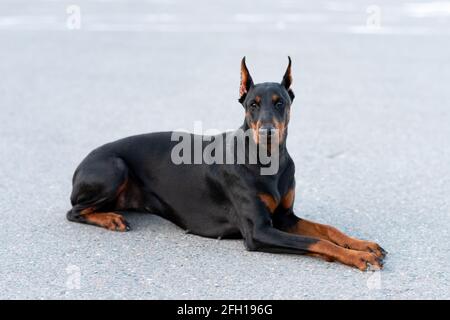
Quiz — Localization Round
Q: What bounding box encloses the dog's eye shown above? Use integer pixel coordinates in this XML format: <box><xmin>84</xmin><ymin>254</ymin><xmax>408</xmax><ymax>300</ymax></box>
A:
<box><xmin>250</xmin><ymin>102</ymin><xmax>258</xmax><ymax>110</ymax></box>
<box><xmin>275</xmin><ymin>101</ymin><xmax>284</xmax><ymax>108</ymax></box>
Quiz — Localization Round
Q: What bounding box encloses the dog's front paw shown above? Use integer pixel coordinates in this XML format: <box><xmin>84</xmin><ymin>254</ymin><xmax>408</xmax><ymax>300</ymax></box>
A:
<box><xmin>348</xmin><ymin>250</ymin><xmax>384</xmax><ymax>271</ymax></box>
<box><xmin>345</xmin><ymin>240</ymin><xmax>387</xmax><ymax>259</ymax></box>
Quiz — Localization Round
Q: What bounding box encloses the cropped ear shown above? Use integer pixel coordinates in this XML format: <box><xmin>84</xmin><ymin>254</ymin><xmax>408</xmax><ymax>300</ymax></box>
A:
<box><xmin>239</xmin><ymin>57</ymin><xmax>254</xmax><ymax>104</ymax></box>
<box><xmin>281</xmin><ymin>56</ymin><xmax>295</xmax><ymax>101</ymax></box>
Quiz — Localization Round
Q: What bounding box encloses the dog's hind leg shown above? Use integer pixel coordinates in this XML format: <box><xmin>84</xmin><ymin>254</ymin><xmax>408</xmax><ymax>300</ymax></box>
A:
<box><xmin>67</xmin><ymin>156</ymin><xmax>132</xmax><ymax>232</ymax></box>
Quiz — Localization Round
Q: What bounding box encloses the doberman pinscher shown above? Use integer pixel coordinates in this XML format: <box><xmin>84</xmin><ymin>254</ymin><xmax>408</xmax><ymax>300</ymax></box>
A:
<box><xmin>67</xmin><ymin>57</ymin><xmax>386</xmax><ymax>271</ymax></box>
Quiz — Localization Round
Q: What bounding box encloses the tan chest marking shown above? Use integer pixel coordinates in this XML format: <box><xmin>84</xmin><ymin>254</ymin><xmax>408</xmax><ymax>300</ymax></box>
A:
<box><xmin>258</xmin><ymin>193</ymin><xmax>279</xmax><ymax>214</ymax></box>
<box><xmin>259</xmin><ymin>188</ymin><xmax>295</xmax><ymax>214</ymax></box>
<box><xmin>281</xmin><ymin>188</ymin><xmax>295</xmax><ymax>209</ymax></box>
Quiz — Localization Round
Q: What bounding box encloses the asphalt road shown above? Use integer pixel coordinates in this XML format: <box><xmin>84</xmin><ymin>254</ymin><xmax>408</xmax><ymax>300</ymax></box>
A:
<box><xmin>1</xmin><ymin>0</ymin><xmax>449</xmax><ymax>299</ymax></box>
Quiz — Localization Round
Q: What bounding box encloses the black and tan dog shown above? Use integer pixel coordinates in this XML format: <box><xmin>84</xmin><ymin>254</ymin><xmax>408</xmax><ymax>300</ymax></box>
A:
<box><xmin>67</xmin><ymin>57</ymin><xmax>386</xmax><ymax>271</ymax></box>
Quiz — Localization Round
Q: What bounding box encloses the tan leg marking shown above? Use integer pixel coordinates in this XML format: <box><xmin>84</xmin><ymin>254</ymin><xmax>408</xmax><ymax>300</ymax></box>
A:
<box><xmin>289</xmin><ymin>219</ymin><xmax>385</xmax><ymax>258</ymax></box>
<box><xmin>307</xmin><ymin>240</ymin><xmax>383</xmax><ymax>271</ymax></box>
<box><xmin>81</xmin><ymin>210</ymin><xmax>129</xmax><ymax>232</ymax></box>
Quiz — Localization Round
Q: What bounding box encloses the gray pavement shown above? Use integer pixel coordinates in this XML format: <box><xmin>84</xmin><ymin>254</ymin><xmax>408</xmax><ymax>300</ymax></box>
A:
<box><xmin>0</xmin><ymin>0</ymin><xmax>449</xmax><ymax>299</ymax></box>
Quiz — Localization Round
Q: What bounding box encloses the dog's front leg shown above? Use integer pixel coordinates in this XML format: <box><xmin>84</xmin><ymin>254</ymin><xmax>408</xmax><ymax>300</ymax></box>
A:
<box><xmin>273</xmin><ymin>188</ymin><xmax>386</xmax><ymax>259</ymax></box>
<box><xmin>285</xmin><ymin>217</ymin><xmax>387</xmax><ymax>258</ymax></box>
<box><xmin>245</xmin><ymin>221</ymin><xmax>383</xmax><ymax>271</ymax></box>
<box><xmin>231</xmin><ymin>185</ymin><xmax>382</xmax><ymax>271</ymax></box>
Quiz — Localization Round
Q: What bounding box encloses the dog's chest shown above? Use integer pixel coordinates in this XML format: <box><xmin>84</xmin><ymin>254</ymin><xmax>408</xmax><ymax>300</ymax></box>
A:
<box><xmin>258</xmin><ymin>187</ymin><xmax>294</xmax><ymax>214</ymax></box>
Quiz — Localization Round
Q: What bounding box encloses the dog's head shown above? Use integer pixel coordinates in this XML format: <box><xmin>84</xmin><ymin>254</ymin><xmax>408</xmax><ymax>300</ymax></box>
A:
<box><xmin>239</xmin><ymin>57</ymin><xmax>294</xmax><ymax>148</ymax></box>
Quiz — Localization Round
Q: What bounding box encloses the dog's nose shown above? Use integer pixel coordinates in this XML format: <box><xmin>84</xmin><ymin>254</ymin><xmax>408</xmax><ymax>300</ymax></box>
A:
<box><xmin>259</xmin><ymin>125</ymin><xmax>276</xmax><ymax>137</ymax></box>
